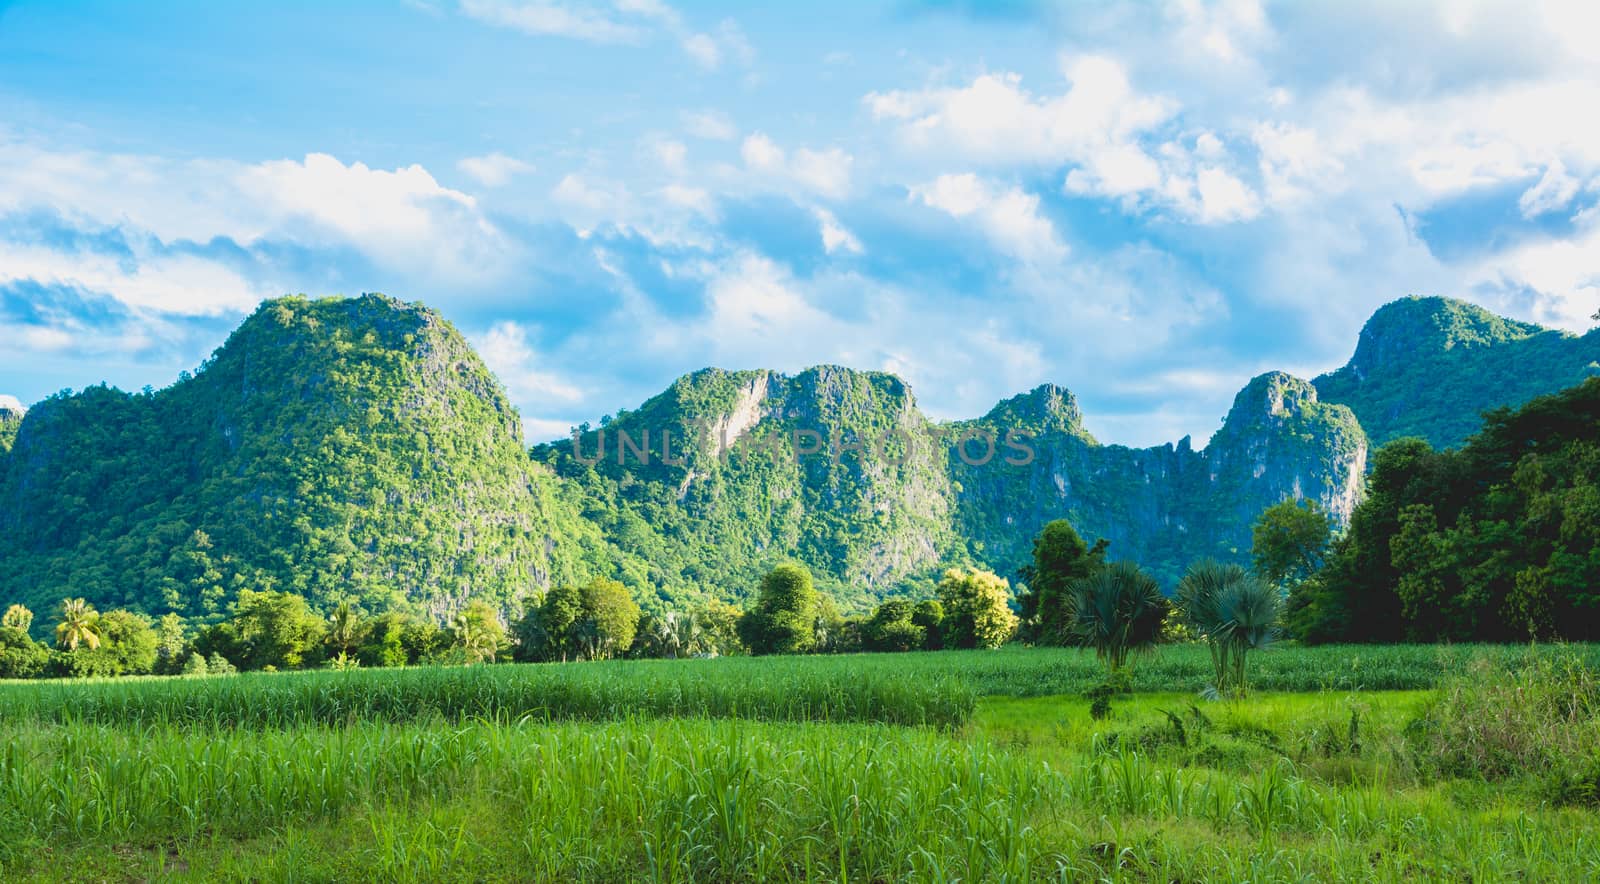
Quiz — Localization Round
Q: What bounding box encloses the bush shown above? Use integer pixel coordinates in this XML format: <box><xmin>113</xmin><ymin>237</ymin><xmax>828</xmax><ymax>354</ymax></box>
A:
<box><xmin>1410</xmin><ymin>648</ymin><xmax>1600</xmax><ymax>802</ymax></box>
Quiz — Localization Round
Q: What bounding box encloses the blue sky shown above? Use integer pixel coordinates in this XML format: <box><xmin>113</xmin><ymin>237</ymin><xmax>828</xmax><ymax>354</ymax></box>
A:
<box><xmin>2</xmin><ymin>0</ymin><xmax>1598</xmax><ymax>445</ymax></box>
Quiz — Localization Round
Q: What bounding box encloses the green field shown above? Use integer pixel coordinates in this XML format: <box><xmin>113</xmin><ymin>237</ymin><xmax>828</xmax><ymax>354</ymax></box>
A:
<box><xmin>3</xmin><ymin>646</ymin><xmax>1599</xmax><ymax>881</ymax></box>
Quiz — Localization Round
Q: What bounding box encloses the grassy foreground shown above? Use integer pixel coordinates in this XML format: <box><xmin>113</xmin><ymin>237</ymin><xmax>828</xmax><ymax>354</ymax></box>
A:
<box><xmin>3</xmin><ymin>647</ymin><xmax>1599</xmax><ymax>881</ymax></box>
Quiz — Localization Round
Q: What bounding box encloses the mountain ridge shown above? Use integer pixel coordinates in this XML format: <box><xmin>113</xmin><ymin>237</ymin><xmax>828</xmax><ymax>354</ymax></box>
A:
<box><xmin>2</xmin><ymin>292</ymin><xmax>1593</xmax><ymax>619</ymax></box>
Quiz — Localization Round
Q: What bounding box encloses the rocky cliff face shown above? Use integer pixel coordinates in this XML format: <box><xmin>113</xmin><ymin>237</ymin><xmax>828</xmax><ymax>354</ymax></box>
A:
<box><xmin>951</xmin><ymin>372</ymin><xmax>1365</xmax><ymax>585</ymax></box>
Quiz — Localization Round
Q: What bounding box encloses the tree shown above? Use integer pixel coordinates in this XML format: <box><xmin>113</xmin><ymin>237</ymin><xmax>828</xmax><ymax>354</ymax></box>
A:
<box><xmin>738</xmin><ymin>563</ymin><xmax>820</xmax><ymax>655</ymax></box>
<box><xmin>182</xmin><ymin>651</ymin><xmax>210</xmax><ymax>676</ymax></box>
<box><xmin>912</xmin><ymin>599</ymin><xmax>945</xmax><ymax>650</ymax></box>
<box><xmin>1177</xmin><ymin>560</ymin><xmax>1281</xmax><ymax>697</ymax></box>
<box><xmin>578</xmin><ymin>577</ymin><xmax>641</xmax><ymax>660</ymax></box>
<box><xmin>1251</xmin><ymin>499</ymin><xmax>1332</xmax><ymax>588</ymax></box>
<box><xmin>937</xmin><ymin>567</ymin><xmax>1018</xmax><ymax>650</ymax></box>
<box><xmin>228</xmin><ymin>589</ymin><xmax>327</xmax><ymax>670</ymax></box>
<box><xmin>54</xmin><ymin>598</ymin><xmax>101</xmax><ymax>651</ymax></box>
<box><xmin>2</xmin><ymin>603</ymin><xmax>33</xmax><ymax>634</ymax></box>
<box><xmin>1063</xmin><ymin>561</ymin><xmax>1168</xmax><ymax>676</ymax></box>
<box><xmin>692</xmin><ymin>600</ymin><xmax>745</xmax><ymax>657</ymax></box>
<box><xmin>450</xmin><ymin>601</ymin><xmax>507</xmax><ymax>664</ymax></box>
<box><xmin>862</xmin><ymin>600</ymin><xmax>925</xmax><ymax>652</ymax></box>
<box><xmin>325</xmin><ymin>600</ymin><xmax>367</xmax><ymax>658</ymax></box>
<box><xmin>0</xmin><ymin>625</ymin><xmax>49</xmax><ymax>679</ymax></box>
<box><xmin>154</xmin><ymin>613</ymin><xmax>188</xmax><ymax>675</ymax></box>
<box><xmin>1018</xmin><ymin>520</ymin><xmax>1108</xmax><ymax>644</ymax></box>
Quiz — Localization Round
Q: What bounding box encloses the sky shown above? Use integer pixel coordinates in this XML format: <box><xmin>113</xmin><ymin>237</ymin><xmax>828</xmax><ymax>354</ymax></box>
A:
<box><xmin>1</xmin><ymin>0</ymin><xmax>1599</xmax><ymax>447</ymax></box>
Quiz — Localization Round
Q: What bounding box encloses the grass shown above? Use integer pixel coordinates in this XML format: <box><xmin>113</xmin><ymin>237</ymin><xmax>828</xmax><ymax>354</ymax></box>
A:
<box><xmin>0</xmin><ymin>655</ymin><xmax>976</xmax><ymax>729</ymax></box>
<box><xmin>3</xmin><ymin>645</ymin><xmax>1600</xmax><ymax>881</ymax></box>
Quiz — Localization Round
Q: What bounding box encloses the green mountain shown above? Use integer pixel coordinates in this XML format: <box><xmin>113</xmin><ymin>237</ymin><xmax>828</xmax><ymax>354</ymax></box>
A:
<box><xmin>0</xmin><ymin>295</ymin><xmax>610</xmax><ymax>621</ymax></box>
<box><xmin>1314</xmin><ymin>296</ymin><xmax>1600</xmax><ymax>449</ymax></box>
<box><xmin>540</xmin><ymin>368</ymin><xmax>1366</xmax><ymax>606</ymax></box>
<box><xmin>3</xmin><ymin>292</ymin><xmax>1592</xmax><ymax>620</ymax></box>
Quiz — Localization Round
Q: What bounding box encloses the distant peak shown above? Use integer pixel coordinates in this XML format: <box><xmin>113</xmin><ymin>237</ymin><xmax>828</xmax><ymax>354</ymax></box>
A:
<box><xmin>1349</xmin><ymin>296</ymin><xmax>1545</xmax><ymax>378</ymax></box>
<box><xmin>981</xmin><ymin>383</ymin><xmax>1090</xmax><ymax>438</ymax></box>
<box><xmin>1229</xmin><ymin>371</ymin><xmax>1319</xmax><ymax>419</ymax></box>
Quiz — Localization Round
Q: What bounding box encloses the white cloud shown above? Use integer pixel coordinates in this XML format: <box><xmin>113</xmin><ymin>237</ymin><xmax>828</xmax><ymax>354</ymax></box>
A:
<box><xmin>912</xmin><ymin>174</ymin><xmax>1066</xmax><ymax>264</ymax></box>
<box><xmin>814</xmin><ymin>208</ymin><xmax>862</xmax><ymax>255</ymax></box>
<box><xmin>740</xmin><ymin>133</ymin><xmax>853</xmax><ymax>199</ymax></box>
<box><xmin>459</xmin><ymin>0</ymin><xmax>646</xmax><ymax>43</ymax></box>
<box><xmin>457</xmin><ymin>152</ymin><xmax>534</xmax><ymax>186</ymax></box>
<box><xmin>867</xmin><ymin>55</ymin><xmax>1175</xmax><ymax>166</ymax></box>
<box><xmin>648</xmin><ymin>138</ymin><xmax>688</xmax><ymax>174</ymax></box>
<box><xmin>659</xmin><ymin>183</ymin><xmax>715</xmax><ymax>217</ymax></box>
<box><xmin>1518</xmin><ymin>159</ymin><xmax>1582</xmax><ymax>218</ymax></box>
<box><xmin>683</xmin><ymin>110</ymin><xmax>736</xmax><ymax>140</ymax></box>
<box><xmin>682</xmin><ymin>32</ymin><xmax>720</xmax><ymax>68</ymax></box>
<box><xmin>0</xmin><ymin>394</ymin><xmax>23</xmax><ymax>412</ymax></box>
<box><xmin>474</xmin><ymin>320</ymin><xmax>584</xmax><ymax>402</ymax></box>
<box><xmin>462</xmin><ymin>0</ymin><xmax>753</xmax><ymax>70</ymax></box>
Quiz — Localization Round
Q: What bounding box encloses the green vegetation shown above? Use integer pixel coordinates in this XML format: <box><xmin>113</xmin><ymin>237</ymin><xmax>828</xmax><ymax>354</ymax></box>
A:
<box><xmin>1292</xmin><ymin>378</ymin><xmax>1600</xmax><ymax>642</ymax></box>
<box><xmin>4</xmin><ymin>648</ymin><xmax>1600</xmax><ymax>881</ymax></box>
<box><xmin>1315</xmin><ymin>295</ymin><xmax>1600</xmax><ymax>449</ymax></box>
<box><xmin>1062</xmin><ymin>560</ymin><xmax>1168</xmax><ymax>676</ymax></box>
<box><xmin>0</xmin><ymin>294</ymin><xmax>613</xmax><ymax>623</ymax></box>
<box><xmin>1176</xmin><ymin>560</ymin><xmax>1282</xmax><ymax>696</ymax></box>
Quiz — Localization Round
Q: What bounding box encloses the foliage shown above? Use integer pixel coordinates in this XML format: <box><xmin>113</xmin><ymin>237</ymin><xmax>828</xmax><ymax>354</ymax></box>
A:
<box><xmin>1410</xmin><ymin>649</ymin><xmax>1600</xmax><ymax>803</ymax></box>
<box><xmin>1250</xmin><ymin>498</ymin><xmax>1331</xmax><ymax>588</ymax></box>
<box><xmin>861</xmin><ymin>600</ymin><xmax>925</xmax><ymax>652</ymax></box>
<box><xmin>1315</xmin><ymin>296</ymin><xmax>1600</xmax><ymax>449</ymax></box>
<box><xmin>52</xmin><ymin>598</ymin><xmax>100</xmax><ymax>651</ymax></box>
<box><xmin>1061</xmin><ymin>561</ymin><xmax>1169</xmax><ymax>674</ymax></box>
<box><xmin>0</xmin><ymin>626</ymin><xmax>49</xmax><ymax>679</ymax></box>
<box><xmin>449</xmin><ymin>601</ymin><xmax>507</xmax><ymax>664</ymax></box>
<box><xmin>1015</xmin><ymin>519</ymin><xmax>1107</xmax><ymax>644</ymax></box>
<box><xmin>738</xmin><ymin>563</ymin><xmax>820</xmax><ymax>655</ymax></box>
<box><xmin>1294</xmin><ymin>378</ymin><xmax>1600</xmax><ymax>642</ymax></box>
<box><xmin>0</xmin><ymin>295</ymin><xmax>615</xmax><ymax>622</ymax></box>
<box><xmin>207</xmin><ymin>589</ymin><xmax>328</xmax><ymax>670</ymax></box>
<box><xmin>0</xmin><ymin>655</ymin><xmax>974</xmax><ymax>729</ymax></box>
<box><xmin>2</xmin><ymin>603</ymin><xmax>32</xmax><ymax>634</ymax></box>
<box><xmin>516</xmin><ymin>577</ymin><xmax>641</xmax><ymax>662</ymax></box>
<box><xmin>936</xmin><ymin>567</ymin><xmax>1017</xmax><ymax>650</ymax></box>
<box><xmin>1176</xmin><ymin>560</ymin><xmax>1281</xmax><ymax>696</ymax></box>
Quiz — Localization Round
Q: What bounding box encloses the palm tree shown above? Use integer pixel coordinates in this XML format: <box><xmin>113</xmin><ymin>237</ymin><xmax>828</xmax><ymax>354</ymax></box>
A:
<box><xmin>326</xmin><ymin>601</ymin><xmax>364</xmax><ymax>657</ymax></box>
<box><xmin>655</xmin><ymin>611</ymin><xmax>699</xmax><ymax>659</ymax></box>
<box><xmin>1177</xmin><ymin>560</ymin><xmax>1281</xmax><ymax>697</ymax></box>
<box><xmin>54</xmin><ymin>598</ymin><xmax>101</xmax><ymax>651</ymax></box>
<box><xmin>1065</xmin><ymin>561</ymin><xmax>1169</xmax><ymax>677</ymax></box>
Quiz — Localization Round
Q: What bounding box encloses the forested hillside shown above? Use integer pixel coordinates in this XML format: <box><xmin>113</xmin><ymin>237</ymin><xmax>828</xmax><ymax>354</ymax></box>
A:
<box><xmin>3</xmin><ymin>293</ymin><xmax>1593</xmax><ymax>623</ymax></box>
<box><xmin>1291</xmin><ymin>377</ymin><xmax>1600</xmax><ymax>642</ymax></box>
<box><xmin>1315</xmin><ymin>296</ymin><xmax>1600</xmax><ymax>449</ymax></box>
<box><xmin>0</xmin><ymin>295</ymin><xmax>612</xmax><ymax>621</ymax></box>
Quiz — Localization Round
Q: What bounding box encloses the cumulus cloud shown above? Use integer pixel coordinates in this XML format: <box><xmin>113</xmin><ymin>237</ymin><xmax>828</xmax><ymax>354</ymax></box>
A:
<box><xmin>740</xmin><ymin>133</ymin><xmax>853</xmax><ymax>199</ymax></box>
<box><xmin>911</xmin><ymin>174</ymin><xmax>1066</xmax><ymax>264</ymax></box>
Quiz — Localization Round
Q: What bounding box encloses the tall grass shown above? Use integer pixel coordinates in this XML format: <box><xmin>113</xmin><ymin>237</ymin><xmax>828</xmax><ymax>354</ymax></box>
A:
<box><xmin>0</xmin><ymin>657</ymin><xmax>975</xmax><ymax>729</ymax></box>
<box><xmin>2</xmin><ymin>716</ymin><xmax>1597</xmax><ymax>881</ymax></box>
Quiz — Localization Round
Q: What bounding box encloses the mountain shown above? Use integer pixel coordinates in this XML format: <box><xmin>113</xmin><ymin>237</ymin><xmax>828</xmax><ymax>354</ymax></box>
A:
<box><xmin>539</xmin><ymin>368</ymin><xmax>1366</xmax><ymax>606</ymax></box>
<box><xmin>1315</xmin><ymin>296</ymin><xmax>1600</xmax><ymax>449</ymax></box>
<box><xmin>0</xmin><ymin>397</ymin><xmax>23</xmax><ymax>455</ymax></box>
<box><xmin>3</xmin><ymin>292</ymin><xmax>1592</xmax><ymax>621</ymax></box>
<box><xmin>0</xmin><ymin>295</ymin><xmax>610</xmax><ymax>620</ymax></box>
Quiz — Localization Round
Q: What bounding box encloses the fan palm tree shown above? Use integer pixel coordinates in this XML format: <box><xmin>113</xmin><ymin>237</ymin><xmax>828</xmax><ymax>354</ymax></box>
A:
<box><xmin>655</xmin><ymin>611</ymin><xmax>700</xmax><ymax>659</ymax></box>
<box><xmin>1177</xmin><ymin>560</ymin><xmax>1281</xmax><ymax>697</ymax></box>
<box><xmin>326</xmin><ymin>601</ymin><xmax>364</xmax><ymax>657</ymax></box>
<box><xmin>54</xmin><ymin>598</ymin><xmax>101</xmax><ymax>651</ymax></box>
<box><xmin>1065</xmin><ymin>561</ymin><xmax>1169</xmax><ymax>677</ymax></box>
